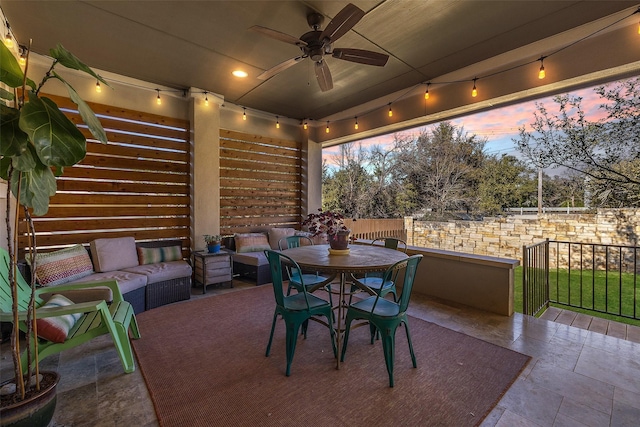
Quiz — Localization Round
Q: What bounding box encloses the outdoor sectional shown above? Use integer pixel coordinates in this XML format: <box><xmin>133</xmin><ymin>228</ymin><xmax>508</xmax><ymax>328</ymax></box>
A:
<box><xmin>21</xmin><ymin>237</ymin><xmax>192</xmax><ymax>313</ymax></box>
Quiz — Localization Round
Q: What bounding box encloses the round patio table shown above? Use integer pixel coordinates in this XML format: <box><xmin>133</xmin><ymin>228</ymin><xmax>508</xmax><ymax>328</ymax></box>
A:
<box><xmin>279</xmin><ymin>244</ymin><xmax>408</xmax><ymax>369</ymax></box>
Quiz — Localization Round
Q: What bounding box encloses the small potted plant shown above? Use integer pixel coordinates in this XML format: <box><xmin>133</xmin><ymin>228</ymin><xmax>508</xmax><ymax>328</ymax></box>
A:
<box><xmin>302</xmin><ymin>209</ymin><xmax>352</xmax><ymax>250</ymax></box>
<box><xmin>203</xmin><ymin>235</ymin><xmax>223</xmax><ymax>253</ymax></box>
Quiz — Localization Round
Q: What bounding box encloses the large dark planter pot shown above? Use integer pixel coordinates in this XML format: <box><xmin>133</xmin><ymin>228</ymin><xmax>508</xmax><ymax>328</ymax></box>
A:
<box><xmin>0</xmin><ymin>371</ymin><xmax>60</xmax><ymax>427</ymax></box>
<box><xmin>328</xmin><ymin>230</ymin><xmax>351</xmax><ymax>250</ymax></box>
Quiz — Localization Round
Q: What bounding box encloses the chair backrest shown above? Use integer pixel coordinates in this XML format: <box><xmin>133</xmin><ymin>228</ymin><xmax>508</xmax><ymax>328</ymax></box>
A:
<box><xmin>372</xmin><ymin>237</ymin><xmax>408</xmax><ymax>253</ymax></box>
<box><xmin>0</xmin><ymin>247</ymin><xmax>37</xmax><ymax>314</ymax></box>
<box><xmin>264</xmin><ymin>250</ymin><xmax>312</xmax><ymax>309</ymax></box>
<box><xmin>372</xmin><ymin>254</ymin><xmax>423</xmax><ymax>313</ymax></box>
<box><xmin>278</xmin><ymin>235</ymin><xmax>313</xmax><ymax>250</ymax></box>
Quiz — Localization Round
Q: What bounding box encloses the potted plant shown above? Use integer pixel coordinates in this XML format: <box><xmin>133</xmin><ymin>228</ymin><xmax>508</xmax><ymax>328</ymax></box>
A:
<box><xmin>302</xmin><ymin>209</ymin><xmax>352</xmax><ymax>250</ymax></box>
<box><xmin>0</xmin><ymin>40</ymin><xmax>108</xmax><ymax>426</ymax></box>
<box><xmin>203</xmin><ymin>234</ymin><xmax>223</xmax><ymax>253</ymax></box>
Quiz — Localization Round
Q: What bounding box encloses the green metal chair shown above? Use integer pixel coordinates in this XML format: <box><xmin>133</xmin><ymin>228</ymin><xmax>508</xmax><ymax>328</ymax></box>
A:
<box><xmin>0</xmin><ymin>247</ymin><xmax>140</xmax><ymax>374</ymax></box>
<box><xmin>264</xmin><ymin>249</ymin><xmax>336</xmax><ymax>376</ymax></box>
<box><xmin>341</xmin><ymin>254</ymin><xmax>423</xmax><ymax>387</ymax></box>
<box><xmin>278</xmin><ymin>235</ymin><xmax>332</xmax><ymax>305</ymax></box>
<box><xmin>350</xmin><ymin>237</ymin><xmax>408</xmax><ymax>308</ymax></box>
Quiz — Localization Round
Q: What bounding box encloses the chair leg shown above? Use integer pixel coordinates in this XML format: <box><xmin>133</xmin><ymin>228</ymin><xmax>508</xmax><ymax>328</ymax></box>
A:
<box><xmin>301</xmin><ymin>319</ymin><xmax>309</xmax><ymax>338</ymax></box>
<box><xmin>101</xmin><ymin>307</ymin><xmax>136</xmax><ymax>373</ymax></box>
<box><xmin>379</xmin><ymin>325</ymin><xmax>397</xmax><ymax>387</ymax></box>
<box><xmin>128</xmin><ymin>312</ymin><xmax>141</xmax><ymax>340</ymax></box>
<box><xmin>265</xmin><ymin>311</ymin><xmax>278</xmax><ymax>357</ymax></box>
<box><xmin>340</xmin><ymin>314</ymin><xmax>354</xmax><ymax>362</ymax></box>
<box><xmin>403</xmin><ymin>320</ymin><xmax>417</xmax><ymax>368</ymax></box>
<box><xmin>284</xmin><ymin>320</ymin><xmax>302</xmax><ymax>376</ymax></box>
<box><xmin>325</xmin><ymin>309</ymin><xmax>337</xmax><ymax>358</ymax></box>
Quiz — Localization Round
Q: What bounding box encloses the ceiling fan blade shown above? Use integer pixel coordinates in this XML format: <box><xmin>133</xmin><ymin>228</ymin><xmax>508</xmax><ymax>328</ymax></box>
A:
<box><xmin>319</xmin><ymin>3</ymin><xmax>365</xmax><ymax>44</ymax></box>
<box><xmin>257</xmin><ymin>56</ymin><xmax>304</xmax><ymax>80</ymax></box>
<box><xmin>249</xmin><ymin>25</ymin><xmax>306</xmax><ymax>46</ymax></box>
<box><xmin>332</xmin><ymin>48</ymin><xmax>389</xmax><ymax>66</ymax></box>
<box><xmin>315</xmin><ymin>61</ymin><xmax>333</xmax><ymax>92</ymax></box>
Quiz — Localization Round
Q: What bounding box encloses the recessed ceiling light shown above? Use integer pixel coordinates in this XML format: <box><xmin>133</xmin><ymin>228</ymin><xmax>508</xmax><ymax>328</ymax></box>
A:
<box><xmin>232</xmin><ymin>70</ymin><xmax>248</xmax><ymax>78</ymax></box>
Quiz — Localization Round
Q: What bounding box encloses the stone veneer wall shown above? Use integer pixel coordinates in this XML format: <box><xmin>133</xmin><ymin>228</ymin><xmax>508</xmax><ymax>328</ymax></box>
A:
<box><xmin>406</xmin><ymin>209</ymin><xmax>640</xmax><ymax>261</ymax></box>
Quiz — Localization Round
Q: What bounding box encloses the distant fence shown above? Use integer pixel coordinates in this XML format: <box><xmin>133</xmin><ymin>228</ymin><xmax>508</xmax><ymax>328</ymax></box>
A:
<box><xmin>345</xmin><ymin>218</ymin><xmax>406</xmax><ymax>241</ymax></box>
<box><xmin>506</xmin><ymin>207</ymin><xmax>591</xmax><ymax>215</ymax></box>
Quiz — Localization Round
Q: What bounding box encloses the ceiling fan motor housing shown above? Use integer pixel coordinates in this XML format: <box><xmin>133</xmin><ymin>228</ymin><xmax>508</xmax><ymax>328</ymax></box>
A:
<box><xmin>300</xmin><ymin>31</ymin><xmax>327</xmax><ymax>61</ymax></box>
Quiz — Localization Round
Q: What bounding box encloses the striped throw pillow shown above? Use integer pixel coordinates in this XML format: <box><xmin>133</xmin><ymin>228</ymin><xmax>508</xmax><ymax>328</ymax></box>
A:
<box><xmin>137</xmin><ymin>246</ymin><xmax>183</xmax><ymax>265</ymax></box>
<box><xmin>31</xmin><ymin>244</ymin><xmax>94</xmax><ymax>287</ymax></box>
<box><xmin>36</xmin><ymin>294</ymin><xmax>82</xmax><ymax>343</ymax></box>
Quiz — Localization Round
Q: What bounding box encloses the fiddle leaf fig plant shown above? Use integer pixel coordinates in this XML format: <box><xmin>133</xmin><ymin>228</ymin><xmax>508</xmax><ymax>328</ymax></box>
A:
<box><xmin>0</xmin><ymin>40</ymin><xmax>108</xmax><ymax>402</ymax></box>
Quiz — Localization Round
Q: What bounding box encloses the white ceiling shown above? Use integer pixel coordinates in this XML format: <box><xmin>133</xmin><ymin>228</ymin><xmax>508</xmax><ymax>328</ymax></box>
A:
<box><xmin>3</xmin><ymin>1</ymin><xmax>639</xmax><ymax>124</ymax></box>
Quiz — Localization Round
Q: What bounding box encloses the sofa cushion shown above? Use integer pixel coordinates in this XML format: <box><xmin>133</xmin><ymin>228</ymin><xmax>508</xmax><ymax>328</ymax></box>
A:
<box><xmin>268</xmin><ymin>227</ymin><xmax>296</xmax><ymax>249</ymax></box>
<box><xmin>29</xmin><ymin>244</ymin><xmax>94</xmax><ymax>287</ymax></box>
<box><xmin>90</xmin><ymin>237</ymin><xmax>139</xmax><ymax>272</ymax></box>
<box><xmin>68</xmin><ymin>270</ymin><xmax>147</xmax><ymax>295</ymax></box>
<box><xmin>232</xmin><ymin>251</ymin><xmax>269</xmax><ymax>266</ymax></box>
<box><xmin>122</xmin><ymin>260</ymin><xmax>193</xmax><ymax>284</ymax></box>
<box><xmin>137</xmin><ymin>245</ymin><xmax>182</xmax><ymax>265</ymax></box>
<box><xmin>36</xmin><ymin>294</ymin><xmax>82</xmax><ymax>343</ymax></box>
<box><xmin>234</xmin><ymin>233</ymin><xmax>271</xmax><ymax>254</ymax></box>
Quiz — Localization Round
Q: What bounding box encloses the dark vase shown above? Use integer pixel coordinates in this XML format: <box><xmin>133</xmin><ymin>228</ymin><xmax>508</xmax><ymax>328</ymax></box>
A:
<box><xmin>328</xmin><ymin>230</ymin><xmax>351</xmax><ymax>250</ymax></box>
<box><xmin>0</xmin><ymin>371</ymin><xmax>60</xmax><ymax>427</ymax></box>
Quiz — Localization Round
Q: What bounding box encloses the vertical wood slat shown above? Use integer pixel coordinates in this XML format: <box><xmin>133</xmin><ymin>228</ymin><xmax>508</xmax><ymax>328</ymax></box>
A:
<box><xmin>17</xmin><ymin>93</ymin><xmax>191</xmax><ymax>258</ymax></box>
<box><xmin>219</xmin><ymin>129</ymin><xmax>302</xmax><ymax>235</ymax></box>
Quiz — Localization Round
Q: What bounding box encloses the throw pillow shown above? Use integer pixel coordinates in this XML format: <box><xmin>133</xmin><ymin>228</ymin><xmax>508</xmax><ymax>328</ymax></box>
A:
<box><xmin>90</xmin><ymin>237</ymin><xmax>139</xmax><ymax>272</ymax></box>
<box><xmin>294</xmin><ymin>230</ymin><xmax>314</xmax><ymax>246</ymax></box>
<box><xmin>137</xmin><ymin>246</ymin><xmax>183</xmax><ymax>265</ymax></box>
<box><xmin>234</xmin><ymin>233</ymin><xmax>271</xmax><ymax>253</ymax></box>
<box><xmin>36</xmin><ymin>294</ymin><xmax>82</xmax><ymax>343</ymax></box>
<box><xmin>29</xmin><ymin>244</ymin><xmax>94</xmax><ymax>287</ymax></box>
<box><xmin>268</xmin><ymin>227</ymin><xmax>296</xmax><ymax>249</ymax></box>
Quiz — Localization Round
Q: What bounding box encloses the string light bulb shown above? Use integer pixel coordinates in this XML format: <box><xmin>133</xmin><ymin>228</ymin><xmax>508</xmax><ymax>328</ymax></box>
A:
<box><xmin>471</xmin><ymin>78</ymin><xmax>478</xmax><ymax>98</ymax></box>
<box><xmin>156</xmin><ymin>89</ymin><xmax>161</xmax><ymax>105</ymax></box>
<box><xmin>4</xmin><ymin>22</ymin><xmax>12</xmax><ymax>48</ymax></box>
<box><xmin>638</xmin><ymin>21</ymin><xmax>640</xmax><ymax>34</ymax></box>
<box><xmin>538</xmin><ymin>57</ymin><xmax>546</xmax><ymax>80</ymax></box>
<box><xmin>424</xmin><ymin>83</ymin><xmax>430</xmax><ymax>100</ymax></box>
<box><xmin>95</xmin><ymin>81</ymin><xmax>101</xmax><ymax>93</ymax></box>
<box><xmin>354</xmin><ymin>117</ymin><xmax>359</xmax><ymax>130</ymax></box>
<box><xmin>18</xmin><ymin>46</ymin><xmax>26</xmax><ymax>66</ymax></box>
<box><xmin>242</xmin><ymin>107</ymin><xmax>247</xmax><ymax>120</ymax></box>
<box><xmin>388</xmin><ymin>104</ymin><xmax>393</xmax><ymax>117</ymax></box>
<box><xmin>303</xmin><ymin>120</ymin><xmax>308</xmax><ymax>130</ymax></box>
<box><xmin>326</xmin><ymin>121</ymin><xmax>330</xmax><ymax>133</ymax></box>
<box><xmin>276</xmin><ymin>116</ymin><xmax>280</xmax><ymax>129</ymax></box>
<box><xmin>204</xmin><ymin>92</ymin><xmax>209</xmax><ymax>106</ymax></box>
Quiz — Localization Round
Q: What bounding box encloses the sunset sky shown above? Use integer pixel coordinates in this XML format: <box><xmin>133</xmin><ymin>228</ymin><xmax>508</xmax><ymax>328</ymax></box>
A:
<box><xmin>322</xmin><ymin>82</ymin><xmax>612</xmax><ymax>166</ymax></box>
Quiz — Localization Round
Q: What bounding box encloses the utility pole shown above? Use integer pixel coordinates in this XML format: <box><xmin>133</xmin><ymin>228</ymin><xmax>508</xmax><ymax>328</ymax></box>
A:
<box><xmin>537</xmin><ymin>168</ymin><xmax>543</xmax><ymax>214</ymax></box>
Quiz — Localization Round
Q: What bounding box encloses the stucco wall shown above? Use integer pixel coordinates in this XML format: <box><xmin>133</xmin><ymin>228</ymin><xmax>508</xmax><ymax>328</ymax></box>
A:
<box><xmin>407</xmin><ymin>209</ymin><xmax>640</xmax><ymax>260</ymax></box>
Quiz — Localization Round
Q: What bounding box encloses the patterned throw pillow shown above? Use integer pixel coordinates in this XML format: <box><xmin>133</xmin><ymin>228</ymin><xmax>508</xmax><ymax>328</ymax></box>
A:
<box><xmin>234</xmin><ymin>233</ymin><xmax>271</xmax><ymax>253</ymax></box>
<box><xmin>137</xmin><ymin>246</ymin><xmax>183</xmax><ymax>265</ymax></box>
<box><xmin>36</xmin><ymin>294</ymin><xmax>82</xmax><ymax>343</ymax></box>
<box><xmin>30</xmin><ymin>244</ymin><xmax>94</xmax><ymax>287</ymax></box>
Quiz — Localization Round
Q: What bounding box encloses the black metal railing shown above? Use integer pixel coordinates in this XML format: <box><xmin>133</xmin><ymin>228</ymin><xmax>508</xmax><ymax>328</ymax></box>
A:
<box><xmin>522</xmin><ymin>239</ymin><xmax>549</xmax><ymax>316</ymax></box>
<box><xmin>523</xmin><ymin>240</ymin><xmax>640</xmax><ymax>320</ymax></box>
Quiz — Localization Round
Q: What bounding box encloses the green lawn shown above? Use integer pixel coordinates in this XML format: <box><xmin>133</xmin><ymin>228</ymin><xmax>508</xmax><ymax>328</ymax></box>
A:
<box><xmin>513</xmin><ymin>266</ymin><xmax>640</xmax><ymax>327</ymax></box>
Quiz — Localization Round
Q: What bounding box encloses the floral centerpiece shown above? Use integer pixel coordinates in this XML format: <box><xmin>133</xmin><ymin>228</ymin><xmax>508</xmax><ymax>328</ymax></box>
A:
<box><xmin>302</xmin><ymin>209</ymin><xmax>352</xmax><ymax>250</ymax></box>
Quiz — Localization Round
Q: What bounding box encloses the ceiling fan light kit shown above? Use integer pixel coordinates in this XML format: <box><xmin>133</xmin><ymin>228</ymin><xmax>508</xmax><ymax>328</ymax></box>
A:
<box><xmin>250</xmin><ymin>3</ymin><xmax>389</xmax><ymax>92</ymax></box>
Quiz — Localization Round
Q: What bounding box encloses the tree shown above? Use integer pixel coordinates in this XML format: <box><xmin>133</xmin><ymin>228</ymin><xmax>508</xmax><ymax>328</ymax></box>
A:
<box><xmin>394</xmin><ymin>122</ymin><xmax>486</xmax><ymax>216</ymax></box>
<box><xmin>322</xmin><ymin>143</ymin><xmax>372</xmax><ymax>218</ymax></box>
<box><xmin>514</xmin><ymin>77</ymin><xmax>640</xmax><ymax>207</ymax></box>
<box><xmin>477</xmin><ymin>155</ymin><xmax>535</xmax><ymax>215</ymax></box>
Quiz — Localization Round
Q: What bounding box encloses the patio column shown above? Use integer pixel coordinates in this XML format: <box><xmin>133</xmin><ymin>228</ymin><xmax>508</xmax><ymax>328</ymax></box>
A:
<box><xmin>189</xmin><ymin>88</ymin><xmax>223</xmax><ymax>252</ymax></box>
<box><xmin>301</xmin><ymin>133</ymin><xmax>323</xmax><ymax>216</ymax></box>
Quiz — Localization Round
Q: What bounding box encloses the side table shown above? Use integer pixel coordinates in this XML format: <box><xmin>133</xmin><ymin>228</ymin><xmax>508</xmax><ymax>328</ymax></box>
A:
<box><xmin>192</xmin><ymin>249</ymin><xmax>233</xmax><ymax>293</ymax></box>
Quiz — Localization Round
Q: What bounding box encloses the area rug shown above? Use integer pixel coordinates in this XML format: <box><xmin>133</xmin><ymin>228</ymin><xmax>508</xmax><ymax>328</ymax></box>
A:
<box><xmin>132</xmin><ymin>286</ymin><xmax>530</xmax><ymax>427</ymax></box>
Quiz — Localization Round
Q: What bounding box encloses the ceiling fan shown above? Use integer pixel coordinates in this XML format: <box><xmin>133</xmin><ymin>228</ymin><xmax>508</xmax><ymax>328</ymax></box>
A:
<box><xmin>249</xmin><ymin>3</ymin><xmax>389</xmax><ymax>92</ymax></box>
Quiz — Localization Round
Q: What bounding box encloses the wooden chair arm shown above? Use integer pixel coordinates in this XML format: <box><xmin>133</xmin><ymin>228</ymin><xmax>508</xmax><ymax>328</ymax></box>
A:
<box><xmin>35</xmin><ymin>280</ymin><xmax>125</xmax><ymax>303</ymax></box>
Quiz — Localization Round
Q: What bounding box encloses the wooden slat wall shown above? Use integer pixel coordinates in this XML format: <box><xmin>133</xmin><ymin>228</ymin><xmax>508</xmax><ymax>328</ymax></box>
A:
<box><xmin>219</xmin><ymin>129</ymin><xmax>302</xmax><ymax>235</ymax></box>
<box><xmin>346</xmin><ymin>219</ymin><xmax>407</xmax><ymax>241</ymax></box>
<box><xmin>17</xmin><ymin>94</ymin><xmax>191</xmax><ymax>258</ymax></box>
